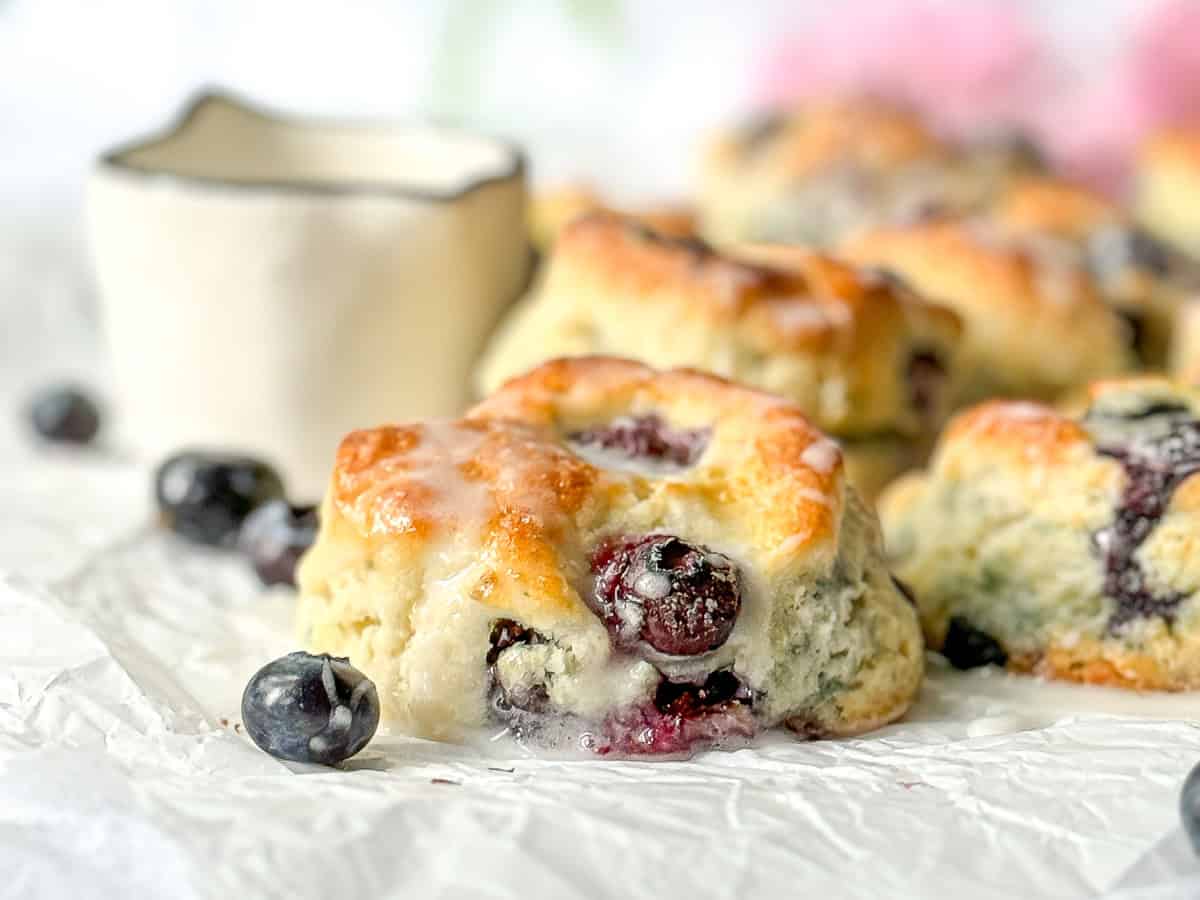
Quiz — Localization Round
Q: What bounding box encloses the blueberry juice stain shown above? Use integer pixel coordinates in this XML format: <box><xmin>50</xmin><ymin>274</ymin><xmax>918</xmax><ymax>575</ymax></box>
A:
<box><xmin>1094</xmin><ymin>419</ymin><xmax>1200</xmax><ymax>630</ymax></box>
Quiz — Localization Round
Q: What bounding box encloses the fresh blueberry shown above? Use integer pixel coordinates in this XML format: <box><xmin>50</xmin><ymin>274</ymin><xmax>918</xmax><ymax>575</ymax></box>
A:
<box><xmin>569</xmin><ymin>415</ymin><xmax>710</xmax><ymax>468</ymax></box>
<box><xmin>238</xmin><ymin>500</ymin><xmax>318</xmax><ymax>587</ymax></box>
<box><xmin>591</xmin><ymin>535</ymin><xmax>741</xmax><ymax>656</ymax></box>
<box><xmin>155</xmin><ymin>451</ymin><xmax>285</xmax><ymax>547</ymax></box>
<box><xmin>1183</xmin><ymin>761</ymin><xmax>1200</xmax><ymax>855</ymax></box>
<box><xmin>241</xmin><ymin>651</ymin><xmax>379</xmax><ymax>765</ymax></box>
<box><xmin>941</xmin><ymin>617</ymin><xmax>1008</xmax><ymax>670</ymax></box>
<box><xmin>27</xmin><ymin>385</ymin><xmax>101</xmax><ymax>445</ymax></box>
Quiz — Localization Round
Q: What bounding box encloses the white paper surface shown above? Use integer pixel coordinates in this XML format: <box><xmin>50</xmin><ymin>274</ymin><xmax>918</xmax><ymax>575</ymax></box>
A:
<box><xmin>3</xmin><ymin>365</ymin><xmax>1200</xmax><ymax>900</ymax></box>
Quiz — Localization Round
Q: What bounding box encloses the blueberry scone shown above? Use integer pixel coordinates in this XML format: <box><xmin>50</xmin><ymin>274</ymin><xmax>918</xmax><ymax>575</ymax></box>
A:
<box><xmin>698</xmin><ymin>97</ymin><xmax>949</xmax><ymax>247</ymax></box>
<box><xmin>477</xmin><ymin>212</ymin><xmax>962</xmax><ymax>499</ymax></box>
<box><xmin>989</xmin><ymin>175</ymin><xmax>1196</xmax><ymax>367</ymax></box>
<box><xmin>697</xmin><ymin>97</ymin><xmax>1042</xmax><ymax>248</ymax></box>
<box><xmin>880</xmin><ymin>377</ymin><xmax>1200</xmax><ymax>690</ymax></box>
<box><xmin>1136</xmin><ymin>129</ymin><xmax>1200</xmax><ymax>259</ymax></box>
<box><xmin>841</xmin><ymin>220</ymin><xmax>1136</xmax><ymax>406</ymax></box>
<box><xmin>297</xmin><ymin>357</ymin><xmax>924</xmax><ymax>755</ymax></box>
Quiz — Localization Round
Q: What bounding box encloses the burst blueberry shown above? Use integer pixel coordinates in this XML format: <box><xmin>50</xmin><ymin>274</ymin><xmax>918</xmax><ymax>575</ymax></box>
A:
<box><xmin>155</xmin><ymin>451</ymin><xmax>285</xmax><ymax>547</ymax></box>
<box><xmin>591</xmin><ymin>535</ymin><xmax>741</xmax><ymax>656</ymax></box>
<box><xmin>1095</xmin><ymin>420</ymin><xmax>1200</xmax><ymax>629</ymax></box>
<box><xmin>241</xmin><ymin>651</ymin><xmax>379</xmax><ymax>765</ymax></box>
<box><xmin>27</xmin><ymin>385</ymin><xmax>101</xmax><ymax>445</ymax></box>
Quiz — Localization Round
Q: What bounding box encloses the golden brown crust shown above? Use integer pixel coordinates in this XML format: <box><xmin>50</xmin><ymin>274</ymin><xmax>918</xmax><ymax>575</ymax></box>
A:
<box><xmin>1013</xmin><ymin>642</ymin><xmax>1185</xmax><ymax>692</ymax></box>
<box><xmin>939</xmin><ymin>399</ymin><xmax>1092</xmax><ymax>463</ymax></box>
<box><xmin>706</xmin><ymin>96</ymin><xmax>945</xmax><ymax>180</ymax></box>
<box><xmin>842</xmin><ymin>220</ymin><xmax>1135</xmax><ymax>403</ymax></box>
<box><xmin>991</xmin><ymin>176</ymin><xmax>1119</xmax><ymax>242</ymax></box>
<box><xmin>559</xmin><ymin>213</ymin><xmax>960</xmax><ymax>355</ymax></box>
<box><xmin>530</xmin><ymin>184</ymin><xmax>695</xmax><ymax>251</ymax></box>
<box><xmin>1141</xmin><ymin>129</ymin><xmax>1200</xmax><ymax>170</ymax></box>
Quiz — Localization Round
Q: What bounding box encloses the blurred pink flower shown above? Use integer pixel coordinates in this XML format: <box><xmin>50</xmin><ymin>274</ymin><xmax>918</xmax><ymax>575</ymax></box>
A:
<box><xmin>1128</xmin><ymin>0</ymin><xmax>1200</xmax><ymax>125</ymax></box>
<box><xmin>756</xmin><ymin>0</ymin><xmax>1200</xmax><ymax>195</ymax></box>
<box><xmin>1045</xmin><ymin>0</ymin><xmax>1200</xmax><ymax>193</ymax></box>
<box><xmin>757</xmin><ymin>1</ymin><xmax>1049</xmax><ymax>134</ymax></box>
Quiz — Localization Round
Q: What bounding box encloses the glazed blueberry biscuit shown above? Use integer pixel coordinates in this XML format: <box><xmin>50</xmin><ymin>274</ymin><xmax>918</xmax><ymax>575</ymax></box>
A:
<box><xmin>990</xmin><ymin>175</ymin><xmax>1195</xmax><ymax>367</ymax></box>
<box><xmin>477</xmin><ymin>212</ymin><xmax>962</xmax><ymax>499</ymax></box>
<box><xmin>296</xmin><ymin>358</ymin><xmax>924</xmax><ymax>754</ymax></box>
<box><xmin>698</xmin><ymin>98</ymin><xmax>1042</xmax><ymax>248</ymax></box>
<box><xmin>880</xmin><ymin>377</ymin><xmax>1200</xmax><ymax>690</ymax></box>
<box><xmin>698</xmin><ymin>97</ymin><xmax>950</xmax><ymax>247</ymax></box>
<box><xmin>842</xmin><ymin>220</ymin><xmax>1136</xmax><ymax>405</ymax></box>
<box><xmin>1136</xmin><ymin>129</ymin><xmax>1200</xmax><ymax>259</ymax></box>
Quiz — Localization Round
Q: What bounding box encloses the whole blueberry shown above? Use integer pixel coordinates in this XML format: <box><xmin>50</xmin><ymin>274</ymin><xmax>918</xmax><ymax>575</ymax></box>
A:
<box><xmin>591</xmin><ymin>535</ymin><xmax>741</xmax><ymax>656</ymax></box>
<box><xmin>155</xmin><ymin>451</ymin><xmax>285</xmax><ymax>547</ymax></box>
<box><xmin>941</xmin><ymin>617</ymin><xmax>1008</xmax><ymax>670</ymax></box>
<box><xmin>27</xmin><ymin>385</ymin><xmax>101</xmax><ymax>445</ymax></box>
<box><xmin>238</xmin><ymin>500</ymin><xmax>318</xmax><ymax>587</ymax></box>
<box><xmin>1183</xmin><ymin>761</ymin><xmax>1200</xmax><ymax>855</ymax></box>
<box><xmin>241</xmin><ymin>652</ymin><xmax>380</xmax><ymax>765</ymax></box>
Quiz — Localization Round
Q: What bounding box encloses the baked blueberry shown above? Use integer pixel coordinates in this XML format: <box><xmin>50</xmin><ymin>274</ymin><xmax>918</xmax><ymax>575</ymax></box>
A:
<box><xmin>155</xmin><ymin>451</ymin><xmax>285</xmax><ymax>547</ymax></box>
<box><xmin>241</xmin><ymin>651</ymin><xmax>379</xmax><ymax>765</ymax></box>
<box><xmin>486</xmin><ymin>618</ymin><xmax>551</xmax><ymax>714</ymax></box>
<box><xmin>1183</xmin><ymin>760</ymin><xmax>1200</xmax><ymax>855</ymax></box>
<box><xmin>569</xmin><ymin>415</ymin><xmax>710</xmax><ymax>468</ymax></box>
<box><xmin>600</xmin><ymin>670</ymin><xmax>756</xmax><ymax>755</ymax></box>
<box><xmin>238</xmin><ymin>500</ymin><xmax>318</xmax><ymax>587</ymax></box>
<box><xmin>27</xmin><ymin>385</ymin><xmax>101</xmax><ymax>445</ymax></box>
<box><xmin>1097</xmin><ymin>420</ymin><xmax>1200</xmax><ymax>628</ymax></box>
<box><xmin>941</xmin><ymin>617</ymin><xmax>1008</xmax><ymax>670</ymax></box>
<box><xmin>591</xmin><ymin>535</ymin><xmax>741</xmax><ymax>656</ymax></box>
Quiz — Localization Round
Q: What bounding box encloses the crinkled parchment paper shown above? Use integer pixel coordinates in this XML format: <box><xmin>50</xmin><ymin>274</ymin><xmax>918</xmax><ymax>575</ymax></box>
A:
<box><xmin>2</xmin><ymin>372</ymin><xmax>1199</xmax><ymax>900</ymax></box>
